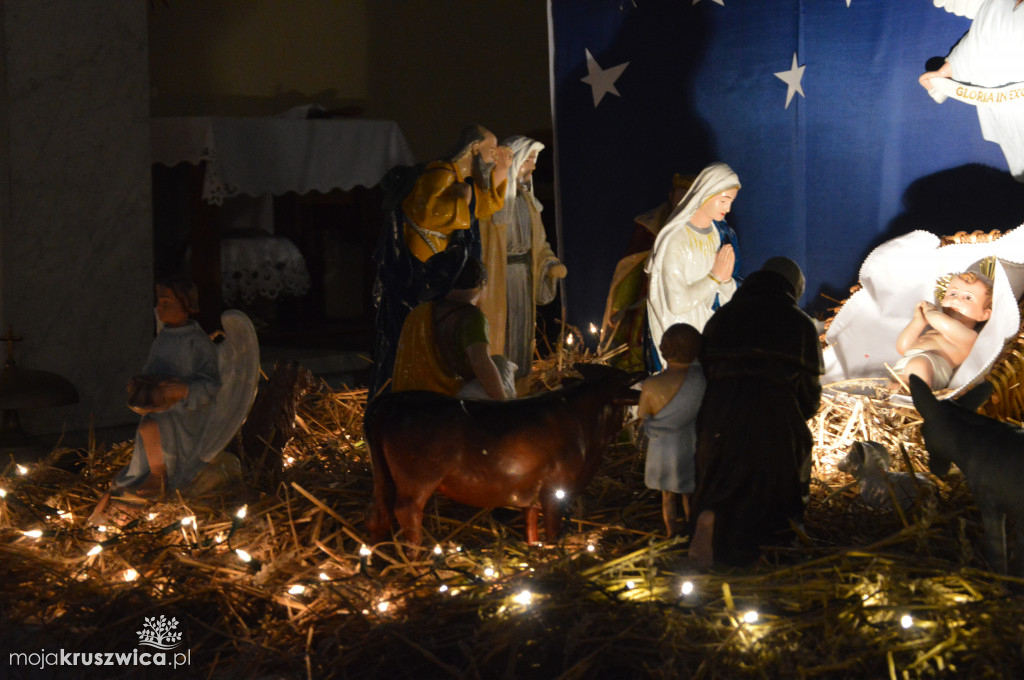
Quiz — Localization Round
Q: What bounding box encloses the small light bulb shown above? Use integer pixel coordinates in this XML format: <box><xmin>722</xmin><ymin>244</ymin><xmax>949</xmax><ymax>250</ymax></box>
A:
<box><xmin>587</xmin><ymin>543</ymin><xmax>596</xmax><ymax>552</ymax></box>
<box><xmin>901</xmin><ymin>614</ymin><xmax>913</xmax><ymax>629</ymax></box>
<box><xmin>288</xmin><ymin>584</ymin><xmax>306</xmax><ymax>595</ymax></box>
<box><xmin>16</xmin><ymin>464</ymin><xmax>28</xmax><ymax>475</ymax></box>
<box><xmin>319</xmin><ymin>572</ymin><xmax>329</xmax><ymax>581</ymax></box>
<box><xmin>147</xmin><ymin>512</ymin><xmax>157</xmax><ymax>521</ymax></box>
<box><xmin>180</xmin><ymin>516</ymin><xmax>194</xmax><ymax>527</ymax></box>
<box><xmin>433</xmin><ymin>544</ymin><xmax>443</xmax><ymax>555</ymax></box>
<box><xmin>589</xmin><ymin>323</ymin><xmax>598</xmax><ymax>335</ymax></box>
<box><xmin>214</xmin><ymin>533</ymin><xmax>225</xmax><ymax>543</ymax></box>
<box><xmin>742</xmin><ymin>610</ymin><xmax>759</xmax><ymax>624</ymax></box>
<box><xmin>626</xmin><ymin>580</ymin><xmax>636</xmax><ymax>590</ymax></box>
<box><xmin>513</xmin><ymin>590</ymin><xmax>533</xmax><ymax>606</ymax></box>
<box><xmin>566</xmin><ymin>334</ymin><xmax>574</xmax><ymax>346</ymax></box>
<box><xmin>97</xmin><ymin>525</ymin><xmax>107</xmax><ymax>533</ymax></box>
<box><xmin>484</xmin><ymin>567</ymin><xmax>496</xmax><ymax>578</ymax></box>
<box><xmin>555</xmin><ymin>489</ymin><xmax>566</xmax><ymax>500</ymax></box>
<box><xmin>235</xmin><ymin>506</ymin><xmax>247</xmax><ymax>520</ymax></box>
<box><xmin>235</xmin><ymin>548</ymin><xmax>252</xmax><ymax>563</ymax></box>
<box><xmin>681</xmin><ymin>581</ymin><xmax>694</xmax><ymax>596</ymax></box>
<box><xmin>22</xmin><ymin>529</ymin><xmax>43</xmax><ymax>538</ymax></box>
<box><xmin>359</xmin><ymin>544</ymin><xmax>372</xmax><ymax>557</ymax></box>
<box><xmin>377</xmin><ymin>601</ymin><xmax>390</xmax><ymax>613</ymax></box>
<box><xmin>87</xmin><ymin>545</ymin><xmax>102</xmax><ymax>557</ymax></box>
<box><xmin>439</xmin><ymin>585</ymin><xmax>449</xmax><ymax>593</ymax></box>
<box><xmin>0</xmin><ymin>487</ymin><xmax>7</xmax><ymax>498</ymax></box>
<box><xmin>123</xmin><ymin>568</ymin><xmax>139</xmax><ymax>582</ymax></box>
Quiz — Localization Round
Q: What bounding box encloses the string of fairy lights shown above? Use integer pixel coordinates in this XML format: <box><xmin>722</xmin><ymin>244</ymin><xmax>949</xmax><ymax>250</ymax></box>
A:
<box><xmin>1</xmin><ymin>458</ymin><xmax>947</xmax><ymax>648</ymax></box>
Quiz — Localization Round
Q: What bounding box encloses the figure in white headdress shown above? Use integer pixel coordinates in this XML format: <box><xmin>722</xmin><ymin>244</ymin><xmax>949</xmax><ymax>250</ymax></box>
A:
<box><xmin>645</xmin><ymin>162</ymin><xmax>740</xmax><ymax>368</ymax></box>
<box><xmin>479</xmin><ymin>136</ymin><xmax>566</xmax><ymax>382</ymax></box>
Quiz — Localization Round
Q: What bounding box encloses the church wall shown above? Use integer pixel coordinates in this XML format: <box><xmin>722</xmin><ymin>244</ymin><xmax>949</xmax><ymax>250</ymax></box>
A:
<box><xmin>148</xmin><ymin>0</ymin><xmax>552</xmax><ymax>160</ymax></box>
<box><xmin>365</xmin><ymin>1</ymin><xmax>552</xmax><ymax>160</ymax></box>
<box><xmin>0</xmin><ymin>0</ymin><xmax>153</xmax><ymax>434</ymax></box>
<box><xmin>149</xmin><ymin>0</ymin><xmax>370</xmax><ymax>117</ymax></box>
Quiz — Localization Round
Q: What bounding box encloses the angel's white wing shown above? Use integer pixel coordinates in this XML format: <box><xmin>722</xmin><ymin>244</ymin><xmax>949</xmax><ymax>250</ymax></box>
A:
<box><xmin>196</xmin><ymin>309</ymin><xmax>260</xmax><ymax>462</ymax></box>
<box><xmin>933</xmin><ymin>0</ymin><xmax>986</xmax><ymax>19</ymax></box>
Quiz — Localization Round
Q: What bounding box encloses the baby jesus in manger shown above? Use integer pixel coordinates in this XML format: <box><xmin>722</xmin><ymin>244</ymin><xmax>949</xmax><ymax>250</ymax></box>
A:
<box><xmin>889</xmin><ymin>264</ymin><xmax>993</xmax><ymax>392</ymax></box>
<box><xmin>822</xmin><ymin>229</ymin><xmax>1024</xmax><ymax>400</ymax></box>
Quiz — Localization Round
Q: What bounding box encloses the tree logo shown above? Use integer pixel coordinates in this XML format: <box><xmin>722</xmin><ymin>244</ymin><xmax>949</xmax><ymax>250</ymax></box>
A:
<box><xmin>137</xmin><ymin>615</ymin><xmax>183</xmax><ymax>650</ymax></box>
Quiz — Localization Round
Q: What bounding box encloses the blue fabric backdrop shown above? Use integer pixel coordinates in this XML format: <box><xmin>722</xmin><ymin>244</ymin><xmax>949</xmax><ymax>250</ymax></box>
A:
<box><xmin>549</xmin><ymin>0</ymin><xmax>1024</xmax><ymax>336</ymax></box>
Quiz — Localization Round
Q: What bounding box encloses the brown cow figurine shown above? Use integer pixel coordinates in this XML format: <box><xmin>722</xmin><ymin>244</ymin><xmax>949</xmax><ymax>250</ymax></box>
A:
<box><xmin>364</xmin><ymin>363</ymin><xmax>642</xmax><ymax>546</ymax></box>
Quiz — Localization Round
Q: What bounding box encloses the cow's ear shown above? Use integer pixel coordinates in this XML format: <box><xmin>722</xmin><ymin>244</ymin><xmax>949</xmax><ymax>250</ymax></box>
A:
<box><xmin>955</xmin><ymin>380</ymin><xmax>994</xmax><ymax>412</ymax></box>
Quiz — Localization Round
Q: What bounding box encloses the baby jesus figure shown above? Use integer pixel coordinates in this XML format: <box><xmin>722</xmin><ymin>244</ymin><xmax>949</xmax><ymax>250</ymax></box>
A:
<box><xmin>889</xmin><ymin>265</ymin><xmax>993</xmax><ymax>392</ymax></box>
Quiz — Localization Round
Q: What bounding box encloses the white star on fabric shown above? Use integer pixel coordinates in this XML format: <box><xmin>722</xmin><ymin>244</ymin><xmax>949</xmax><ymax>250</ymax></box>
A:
<box><xmin>580</xmin><ymin>49</ymin><xmax>629</xmax><ymax>108</ymax></box>
<box><xmin>693</xmin><ymin>0</ymin><xmax>725</xmax><ymax>5</ymax></box>
<box><xmin>774</xmin><ymin>53</ymin><xmax>806</xmax><ymax>109</ymax></box>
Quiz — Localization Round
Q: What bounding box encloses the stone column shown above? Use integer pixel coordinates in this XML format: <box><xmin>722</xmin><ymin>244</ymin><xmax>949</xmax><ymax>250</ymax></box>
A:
<box><xmin>0</xmin><ymin>0</ymin><xmax>153</xmax><ymax>434</ymax></box>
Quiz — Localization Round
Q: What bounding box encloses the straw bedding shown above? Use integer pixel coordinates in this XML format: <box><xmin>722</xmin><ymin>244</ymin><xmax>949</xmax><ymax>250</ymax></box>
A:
<box><xmin>1</xmin><ymin>349</ymin><xmax>1023</xmax><ymax>680</ymax></box>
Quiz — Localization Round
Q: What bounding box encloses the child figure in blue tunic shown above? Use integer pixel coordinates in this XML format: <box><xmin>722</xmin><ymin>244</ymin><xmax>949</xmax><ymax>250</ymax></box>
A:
<box><xmin>116</xmin><ymin>276</ymin><xmax>221</xmax><ymax>497</ymax></box>
<box><xmin>637</xmin><ymin>323</ymin><xmax>706</xmax><ymax>538</ymax></box>
<box><xmin>101</xmin><ymin>276</ymin><xmax>222</xmax><ymax>505</ymax></box>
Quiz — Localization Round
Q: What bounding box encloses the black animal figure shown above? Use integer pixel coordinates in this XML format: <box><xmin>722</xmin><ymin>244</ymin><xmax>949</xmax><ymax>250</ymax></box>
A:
<box><xmin>838</xmin><ymin>440</ymin><xmax>933</xmax><ymax>515</ymax></box>
<box><xmin>909</xmin><ymin>374</ymin><xmax>1024</xmax><ymax>574</ymax></box>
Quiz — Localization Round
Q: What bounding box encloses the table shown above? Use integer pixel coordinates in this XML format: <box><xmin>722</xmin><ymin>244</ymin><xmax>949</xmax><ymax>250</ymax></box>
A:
<box><xmin>151</xmin><ymin>116</ymin><xmax>415</xmax><ymax>204</ymax></box>
<box><xmin>151</xmin><ymin>116</ymin><xmax>415</xmax><ymax>317</ymax></box>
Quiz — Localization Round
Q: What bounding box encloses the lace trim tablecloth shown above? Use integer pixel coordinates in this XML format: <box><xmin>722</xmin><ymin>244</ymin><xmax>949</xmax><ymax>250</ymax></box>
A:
<box><xmin>221</xmin><ymin>236</ymin><xmax>311</xmax><ymax>304</ymax></box>
<box><xmin>152</xmin><ymin>117</ymin><xmax>416</xmax><ymax>205</ymax></box>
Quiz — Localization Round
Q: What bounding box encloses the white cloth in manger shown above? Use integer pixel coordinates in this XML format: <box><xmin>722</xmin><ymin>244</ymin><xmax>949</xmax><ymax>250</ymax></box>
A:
<box><xmin>823</xmin><ymin>226</ymin><xmax>1024</xmax><ymax>397</ymax></box>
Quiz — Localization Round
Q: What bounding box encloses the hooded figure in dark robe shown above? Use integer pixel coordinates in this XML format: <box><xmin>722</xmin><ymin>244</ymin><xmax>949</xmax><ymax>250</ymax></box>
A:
<box><xmin>689</xmin><ymin>257</ymin><xmax>823</xmax><ymax>568</ymax></box>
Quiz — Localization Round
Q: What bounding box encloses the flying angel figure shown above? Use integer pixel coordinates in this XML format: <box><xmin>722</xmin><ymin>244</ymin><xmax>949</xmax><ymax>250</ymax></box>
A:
<box><xmin>919</xmin><ymin>0</ymin><xmax>1024</xmax><ymax>182</ymax></box>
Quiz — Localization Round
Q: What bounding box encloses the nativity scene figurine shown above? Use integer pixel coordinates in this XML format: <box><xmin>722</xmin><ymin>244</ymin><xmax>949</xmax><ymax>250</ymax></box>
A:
<box><xmin>90</xmin><ymin>276</ymin><xmax>259</xmax><ymax>524</ymax></box>
<box><xmin>890</xmin><ymin>260</ymin><xmax>994</xmax><ymax>391</ymax></box>
<box><xmin>645</xmin><ymin>162</ymin><xmax>741</xmax><ymax>370</ymax></box>
<box><xmin>369</xmin><ymin>125</ymin><xmax>512</xmax><ymax>398</ymax></box>
<box><xmin>479</xmin><ymin>135</ymin><xmax>566</xmax><ymax>388</ymax></box>
<box><xmin>920</xmin><ymin>0</ymin><xmax>1024</xmax><ymax>182</ymax></box>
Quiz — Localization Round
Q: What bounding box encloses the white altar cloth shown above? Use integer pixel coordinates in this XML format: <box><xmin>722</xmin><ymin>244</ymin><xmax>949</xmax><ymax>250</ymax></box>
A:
<box><xmin>151</xmin><ymin>117</ymin><xmax>416</xmax><ymax>204</ymax></box>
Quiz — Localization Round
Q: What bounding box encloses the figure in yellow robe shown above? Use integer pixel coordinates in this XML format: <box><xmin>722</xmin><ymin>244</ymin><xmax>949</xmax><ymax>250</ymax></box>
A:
<box><xmin>402</xmin><ymin>129</ymin><xmax>508</xmax><ymax>262</ymax></box>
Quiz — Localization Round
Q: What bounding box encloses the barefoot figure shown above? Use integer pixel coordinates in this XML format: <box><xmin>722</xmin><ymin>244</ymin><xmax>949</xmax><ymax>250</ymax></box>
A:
<box><xmin>890</xmin><ymin>260</ymin><xmax>994</xmax><ymax>391</ymax></box>
<box><xmin>637</xmin><ymin>323</ymin><xmax>705</xmax><ymax>538</ymax></box>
